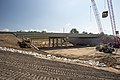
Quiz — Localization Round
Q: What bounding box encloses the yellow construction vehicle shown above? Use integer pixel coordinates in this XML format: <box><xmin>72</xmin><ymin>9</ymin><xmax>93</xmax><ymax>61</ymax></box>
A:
<box><xmin>18</xmin><ymin>38</ymin><xmax>32</xmax><ymax>48</ymax></box>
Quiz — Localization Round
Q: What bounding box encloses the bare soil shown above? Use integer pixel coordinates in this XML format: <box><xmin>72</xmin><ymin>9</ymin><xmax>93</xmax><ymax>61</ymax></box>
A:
<box><xmin>0</xmin><ymin>33</ymin><xmax>120</xmax><ymax>74</ymax></box>
<box><xmin>43</xmin><ymin>47</ymin><xmax>96</xmax><ymax>59</ymax></box>
<box><xmin>0</xmin><ymin>34</ymin><xmax>20</xmax><ymax>48</ymax></box>
<box><xmin>0</xmin><ymin>50</ymin><xmax>120</xmax><ymax>80</ymax></box>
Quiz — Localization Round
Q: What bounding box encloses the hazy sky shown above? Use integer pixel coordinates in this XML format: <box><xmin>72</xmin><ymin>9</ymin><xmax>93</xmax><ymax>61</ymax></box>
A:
<box><xmin>0</xmin><ymin>0</ymin><xmax>119</xmax><ymax>34</ymax></box>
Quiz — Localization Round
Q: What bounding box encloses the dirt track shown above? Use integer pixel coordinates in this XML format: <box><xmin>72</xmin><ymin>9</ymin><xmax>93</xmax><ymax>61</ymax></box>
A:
<box><xmin>0</xmin><ymin>50</ymin><xmax>120</xmax><ymax>80</ymax></box>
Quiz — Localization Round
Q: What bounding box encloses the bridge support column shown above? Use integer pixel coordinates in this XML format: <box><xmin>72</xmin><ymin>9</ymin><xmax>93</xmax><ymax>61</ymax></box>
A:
<box><xmin>56</xmin><ymin>38</ymin><xmax>58</xmax><ymax>47</ymax></box>
<box><xmin>49</xmin><ymin>38</ymin><xmax>51</xmax><ymax>47</ymax></box>
<box><xmin>60</xmin><ymin>38</ymin><xmax>63</xmax><ymax>47</ymax></box>
<box><xmin>52</xmin><ymin>38</ymin><xmax>54</xmax><ymax>47</ymax></box>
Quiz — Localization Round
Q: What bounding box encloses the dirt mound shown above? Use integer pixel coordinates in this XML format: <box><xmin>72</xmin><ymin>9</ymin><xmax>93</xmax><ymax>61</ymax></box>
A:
<box><xmin>98</xmin><ymin>55</ymin><xmax>117</xmax><ymax>67</ymax></box>
<box><xmin>80</xmin><ymin>53</ymin><xmax>118</xmax><ymax>67</ymax></box>
<box><xmin>0</xmin><ymin>34</ymin><xmax>20</xmax><ymax>48</ymax></box>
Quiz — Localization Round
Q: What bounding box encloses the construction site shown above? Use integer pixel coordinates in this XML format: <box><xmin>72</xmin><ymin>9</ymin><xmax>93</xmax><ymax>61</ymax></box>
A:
<box><xmin>0</xmin><ymin>0</ymin><xmax>120</xmax><ymax>80</ymax></box>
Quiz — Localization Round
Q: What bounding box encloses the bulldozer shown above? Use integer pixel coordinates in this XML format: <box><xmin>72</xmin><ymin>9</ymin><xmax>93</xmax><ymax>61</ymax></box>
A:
<box><xmin>18</xmin><ymin>38</ymin><xmax>32</xmax><ymax>48</ymax></box>
<box><xmin>96</xmin><ymin>44</ymin><xmax>115</xmax><ymax>53</ymax></box>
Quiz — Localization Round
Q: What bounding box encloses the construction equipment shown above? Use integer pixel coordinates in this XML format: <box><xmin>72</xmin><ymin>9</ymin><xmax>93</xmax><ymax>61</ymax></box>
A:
<box><xmin>101</xmin><ymin>0</ymin><xmax>120</xmax><ymax>48</ymax></box>
<box><xmin>91</xmin><ymin>0</ymin><xmax>107</xmax><ymax>44</ymax></box>
<box><xmin>106</xmin><ymin>0</ymin><xmax>120</xmax><ymax>48</ymax></box>
<box><xmin>107</xmin><ymin>0</ymin><xmax>116</xmax><ymax>35</ymax></box>
<box><xmin>91</xmin><ymin>0</ymin><xmax>116</xmax><ymax>53</ymax></box>
<box><xmin>102</xmin><ymin>11</ymin><xmax>108</xmax><ymax>18</ymax></box>
<box><xmin>96</xmin><ymin>44</ymin><xmax>115</xmax><ymax>53</ymax></box>
<box><xmin>91</xmin><ymin>0</ymin><xmax>103</xmax><ymax>33</ymax></box>
<box><xmin>18</xmin><ymin>38</ymin><xmax>32</xmax><ymax>48</ymax></box>
<box><xmin>18</xmin><ymin>37</ymin><xmax>39</xmax><ymax>50</ymax></box>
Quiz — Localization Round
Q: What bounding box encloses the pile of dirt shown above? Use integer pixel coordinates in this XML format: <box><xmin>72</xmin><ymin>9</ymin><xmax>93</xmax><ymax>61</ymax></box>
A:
<box><xmin>0</xmin><ymin>34</ymin><xmax>20</xmax><ymax>48</ymax></box>
<box><xmin>98</xmin><ymin>55</ymin><xmax>117</xmax><ymax>67</ymax></box>
<box><xmin>79</xmin><ymin>53</ymin><xmax>118</xmax><ymax>67</ymax></box>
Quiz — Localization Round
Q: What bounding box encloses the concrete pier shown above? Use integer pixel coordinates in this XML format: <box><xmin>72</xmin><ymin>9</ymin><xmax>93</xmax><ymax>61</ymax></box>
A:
<box><xmin>48</xmin><ymin>37</ymin><xmax>64</xmax><ymax>48</ymax></box>
<box><xmin>56</xmin><ymin>38</ymin><xmax>58</xmax><ymax>47</ymax></box>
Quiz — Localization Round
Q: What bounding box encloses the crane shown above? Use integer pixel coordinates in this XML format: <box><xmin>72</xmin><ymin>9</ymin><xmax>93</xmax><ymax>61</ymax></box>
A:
<box><xmin>91</xmin><ymin>0</ymin><xmax>103</xmax><ymax>33</ymax></box>
<box><xmin>91</xmin><ymin>0</ymin><xmax>107</xmax><ymax>44</ymax></box>
<box><xmin>106</xmin><ymin>0</ymin><xmax>120</xmax><ymax>48</ymax></box>
<box><xmin>91</xmin><ymin>0</ymin><xmax>120</xmax><ymax>47</ymax></box>
<box><xmin>91</xmin><ymin>0</ymin><xmax>117</xmax><ymax>36</ymax></box>
<box><xmin>107</xmin><ymin>0</ymin><xmax>116</xmax><ymax>35</ymax></box>
<box><xmin>90</xmin><ymin>0</ymin><xmax>118</xmax><ymax>53</ymax></box>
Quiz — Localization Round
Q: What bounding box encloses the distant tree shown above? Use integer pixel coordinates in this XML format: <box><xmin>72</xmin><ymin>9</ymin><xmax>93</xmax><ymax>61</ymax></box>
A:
<box><xmin>89</xmin><ymin>32</ymin><xmax>93</xmax><ymax>34</ymax></box>
<box><xmin>41</xmin><ymin>31</ymin><xmax>47</xmax><ymax>33</ymax></box>
<box><xmin>28</xmin><ymin>31</ymin><xmax>32</xmax><ymax>32</ymax></box>
<box><xmin>33</xmin><ymin>31</ymin><xmax>37</xmax><ymax>32</ymax></box>
<box><xmin>82</xmin><ymin>31</ymin><xmax>88</xmax><ymax>34</ymax></box>
<box><xmin>17</xmin><ymin>31</ymin><xmax>21</xmax><ymax>32</ymax></box>
<box><xmin>70</xmin><ymin>28</ymin><xmax>79</xmax><ymax>34</ymax></box>
<box><xmin>28</xmin><ymin>31</ymin><xmax>37</xmax><ymax>32</ymax></box>
<box><xmin>100</xmin><ymin>32</ymin><xmax>104</xmax><ymax>35</ymax></box>
<box><xmin>17</xmin><ymin>30</ymin><xmax>24</xmax><ymax>32</ymax></box>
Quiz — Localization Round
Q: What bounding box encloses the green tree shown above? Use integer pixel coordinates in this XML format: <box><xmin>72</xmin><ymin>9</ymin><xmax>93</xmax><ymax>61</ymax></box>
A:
<box><xmin>82</xmin><ymin>31</ymin><xmax>88</xmax><ymax>34</ymax></box>
<box><xmin>41</xmin><ymin>30</ymin><xmax>47</xmax><ymax>33</ymax></box>
<box><xmin>70</xmin><ymin>28</ymin><xmax>79</xmax><ymax>34</ymax></box>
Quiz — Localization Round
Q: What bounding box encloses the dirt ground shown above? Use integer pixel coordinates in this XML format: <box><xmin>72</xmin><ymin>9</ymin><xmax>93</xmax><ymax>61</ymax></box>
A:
<box><xmin>43</xmin><ymin>47</ymin><xmax>96</xmax><ymax>58</ymax></box>
<box><xmin>43</xmin><ymin>47</ymin><xmax>120</xmax><ymax>58</ymax></box>
<box><xmin>0</xmin><ymin>34</ymin><xmax>20</xmax><ymax>48</ymax></box>
<box><xmin>43</xmin><ymin>47</ymin><xmax>120</xmax><ymax>74</ymax></box>
<box><xmin>0</xmin><ymin>33</ymin><xmax>120</xmax><ymax>74</ymax></box>
<box><xmin>1</xmin><ymin>50</ymin><xmax>120</xmax><ymax>80</ymax></box>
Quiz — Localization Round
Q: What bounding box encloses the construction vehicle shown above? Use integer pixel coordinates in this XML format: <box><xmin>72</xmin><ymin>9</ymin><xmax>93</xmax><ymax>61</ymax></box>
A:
<box><xmin>91</xmin><ymin>0</ymin><xmax>117</xmax><ymax>53</ymax></box>
<box><xmin>18</xmin><ymin>37</ymin><xmax>39</xmax><ymax>50</ymax></box>
<box><xmin>96</xmin><ymin>44</ymin><xmax>115</xmax><ymax>53</ymax></box>
<box><xmin>102</xmin><ymin>0</ymin><xmax>120</xmax><ymax>48</ymax></box>
<box><xmin>91</xmin><ymin>0</ymin><xmax>103</xmax><ymax>34</ymax></box>
<box><xmin>18</xmin><ymin>38</ymin><xmax>32</xmax><ymax>48</ymax></box>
